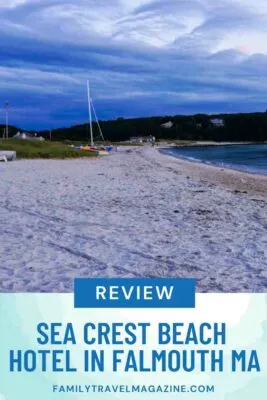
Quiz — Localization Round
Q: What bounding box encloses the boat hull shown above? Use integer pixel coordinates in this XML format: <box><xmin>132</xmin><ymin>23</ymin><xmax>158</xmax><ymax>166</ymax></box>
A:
<box><xmin>80</xmin><ymin>146</ymin><xmax>109</xmax><ymax>156</ymax></box>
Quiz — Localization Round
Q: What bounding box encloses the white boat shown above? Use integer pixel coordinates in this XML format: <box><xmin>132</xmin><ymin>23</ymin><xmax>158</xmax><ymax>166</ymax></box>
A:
<box><xmin>0</xmin><ymin>150</ymin><xmax>16</xmax><ymax>161</ymax></box>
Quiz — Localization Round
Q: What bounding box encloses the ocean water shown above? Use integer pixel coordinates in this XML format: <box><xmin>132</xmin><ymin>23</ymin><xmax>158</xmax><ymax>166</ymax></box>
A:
<box><xmin>161</xmin><ymin>144</ymin><xmax>267</xmax><ymax>175</ymax></box>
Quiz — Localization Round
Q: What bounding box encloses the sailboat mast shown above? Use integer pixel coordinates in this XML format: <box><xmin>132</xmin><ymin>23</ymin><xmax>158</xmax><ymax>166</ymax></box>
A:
<box><xmin>91</xmin><ymin>99</ymin><xmax>105</xmax><ymax>141</ymax></box>
<box><xmin>5</xmin><ymin>101</ymin><xmax>9</xmax><ymax>139</ymax></box>
<box><xmin>87</xmin><ymin>80</ymin><xmax>94</xmax><ymax>146</ymax></box>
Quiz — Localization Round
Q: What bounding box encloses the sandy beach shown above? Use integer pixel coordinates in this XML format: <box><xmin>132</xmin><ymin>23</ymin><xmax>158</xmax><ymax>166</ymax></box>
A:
<box><xmin>0</xmin><ymin>146</ymin><xmax>266</xmax><ymax>292</ymax></box>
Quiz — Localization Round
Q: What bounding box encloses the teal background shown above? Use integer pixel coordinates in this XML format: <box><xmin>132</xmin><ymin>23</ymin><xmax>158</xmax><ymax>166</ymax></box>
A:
<box><xmin>0</xmin><ymin>294</ymin><xmax>266</xmax><ymax>399</ymax></box>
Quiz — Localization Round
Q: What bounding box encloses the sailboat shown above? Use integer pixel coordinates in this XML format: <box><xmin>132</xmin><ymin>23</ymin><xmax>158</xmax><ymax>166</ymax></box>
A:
<box><xmin>80</xmin><ymin>81</ymin><xmax>109</xmax><ymax>156</ymax></box>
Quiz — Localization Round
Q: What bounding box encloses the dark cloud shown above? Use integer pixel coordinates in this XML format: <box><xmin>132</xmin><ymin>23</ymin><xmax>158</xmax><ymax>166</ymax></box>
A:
<box><xmin>0</xmin><ymin>0</ymin><xmax>267</xmax><ymax>129</ymax></box>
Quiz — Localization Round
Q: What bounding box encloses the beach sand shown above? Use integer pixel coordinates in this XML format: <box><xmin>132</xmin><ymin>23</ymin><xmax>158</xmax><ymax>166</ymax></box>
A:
<box><xmin>0</xmin><ymin>146</ymin><xmax>266</xmax><ymax>292</ymax></box>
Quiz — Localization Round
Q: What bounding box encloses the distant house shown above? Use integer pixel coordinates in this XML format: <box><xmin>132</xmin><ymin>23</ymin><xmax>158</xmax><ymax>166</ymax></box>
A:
<box><xmin>130</xmin><ymin>136</ymin><xmax>151</xmax><ymax>143</ymax></box>
<box><xmin>210</xmin><ymin>118</ymin><xmax>224</xmax><ymax>127</ymax></box>
<box><xmin>13</xmin><ymin>131</ymin><xmax>45</xmax><ymax>141</ymax></box>
<box><xmin>161</xmin><ymin>121</ymin><xmax>173</xmax><ymax>129</ymax></box>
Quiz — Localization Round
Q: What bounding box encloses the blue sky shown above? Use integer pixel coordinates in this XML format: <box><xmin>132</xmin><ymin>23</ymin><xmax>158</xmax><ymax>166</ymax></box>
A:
<box><xmin>1</xmin><ymin>0</ymin><xmax>267</xmax><ymax>129</ymax></box>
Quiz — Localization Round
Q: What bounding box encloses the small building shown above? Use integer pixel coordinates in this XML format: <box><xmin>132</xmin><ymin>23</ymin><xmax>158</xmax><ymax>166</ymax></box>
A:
<box><xmin>161</xmin><ymin>121</ymin><xmax>173</xmax><ymax>129</ymax></box>
<box><xmin>130</xmin><ymin>136</ymin><xmax>151</xmax><ymax>143</ymax></box>
<box><xmin>13</xmin><ymin>131</ymin><xmax>45</xmax><ymax>141</ymax></box>
<box><xmin>210</xmin><ymin>118</ymin><xmax>224</xmax><ymax>127</ymax></box>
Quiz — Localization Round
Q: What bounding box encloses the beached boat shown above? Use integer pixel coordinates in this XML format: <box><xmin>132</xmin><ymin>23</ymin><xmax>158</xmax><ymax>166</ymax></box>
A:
<box><xmin>80</xmin><ymin>81</ymin><xmax>110</xmax><ymax>156</ymax></box>
<box><xmin>0</xmin><ymin>150</ymin><xmax>16</xmax><ymax>161</ymax></box>
<box><xmin>80</xmin><ymin>145</ymin><xmax>109</xmax><ymax>156</ymax></box>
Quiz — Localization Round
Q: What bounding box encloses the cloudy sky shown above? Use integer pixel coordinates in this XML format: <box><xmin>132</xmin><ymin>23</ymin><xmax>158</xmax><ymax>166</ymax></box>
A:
<box><xmin>1</xmin><ymin>0</ymin><xmax>267</xmax><ymax>129</ymax></box>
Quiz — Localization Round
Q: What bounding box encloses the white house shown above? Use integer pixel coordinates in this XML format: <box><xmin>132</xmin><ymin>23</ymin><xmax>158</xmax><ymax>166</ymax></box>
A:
<box><xmin>161</xmin><ymin>121</ymin><xmax>173</xmax><ymax>129</ymax></box>
<box><xmin>210</xmin><ymin>118</ymin><xmax>224</xmax><ymax>127</ymax></box>
<box><xmin>130</xmin><ymin>136</ymin><xmax>153</xmax><ymax>143</ymax></box>
<box><xmin>13</xmin><ymin>131</ymin><xmax>45</xmax><ymax>141</ymax></box>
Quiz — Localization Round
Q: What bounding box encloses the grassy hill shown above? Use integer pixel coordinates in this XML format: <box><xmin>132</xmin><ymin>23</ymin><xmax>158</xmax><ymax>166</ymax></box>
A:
<box><xmin>0</xmin><ymin>139</ymin><xmax>95</xmax><ymax>159</ymax></box>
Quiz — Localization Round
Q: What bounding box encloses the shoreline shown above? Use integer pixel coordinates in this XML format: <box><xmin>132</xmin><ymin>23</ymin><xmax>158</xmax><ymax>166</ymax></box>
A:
<box><xmin>157</xmin><ymin>141</ymin><xmax>266</xmax><ymax>150</ymax></box>
<box><xmin>163</xmin><ymin>154</ymin><xmax>267</xmax><ymax>177</ymax></box>
<box><xmin>159</xmin><ymin>146</ymin><xmax>267</xmax><ymax>177</ymax></box>
<box><xmin>188</xmin><ymin>141</ymin><xmax>266</xmax><ymax>146</ymax></box>
<box><xmin>155</xmin><ymin>146</ymin><xmax>267</xmax><ymax>200</ymax></box>
<box><xmin>163</xmin><ymin>140</ymin><xmax>266</xmax><ymax>146</ymax></box>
